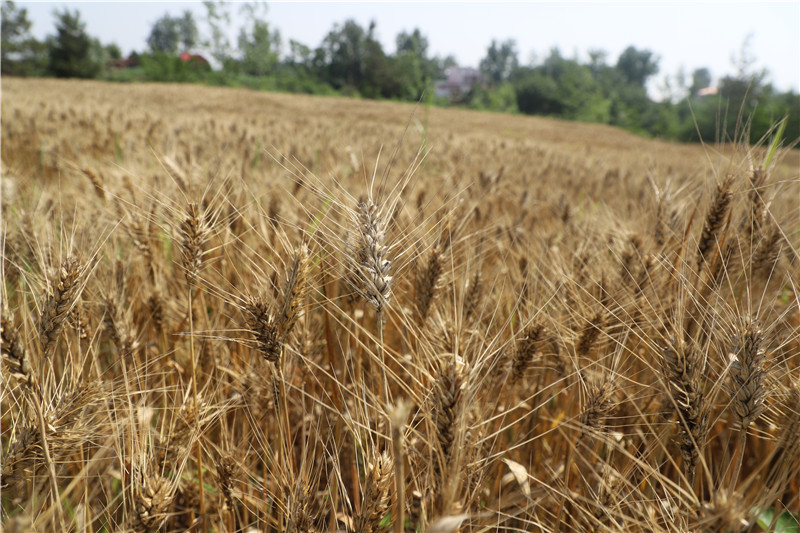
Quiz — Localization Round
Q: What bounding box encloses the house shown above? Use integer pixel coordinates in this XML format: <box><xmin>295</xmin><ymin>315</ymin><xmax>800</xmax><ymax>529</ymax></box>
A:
<box><xmin>697</xmin><ymin>86</ymin><xmax>719</xmax><ymax>96</ymax></box>
<box><xmin>109</xmin><ymin>54</ymin><xmax>141</xmax><ymax>69</ymax></box>
<box><xmin>179</xmin><ymin>53</ymin><xmax>210</xmax><ymax>70</ymax></box>
<box><xmin>435</xmin><ymin>66</ymin><xmax>483</xmax><ymax>102</ymax></box>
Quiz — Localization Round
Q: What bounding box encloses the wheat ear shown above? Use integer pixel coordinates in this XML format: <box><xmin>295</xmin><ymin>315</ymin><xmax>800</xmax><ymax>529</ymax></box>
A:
<box><xmin>353</xmin><ymin>451</ymin><xmax>393</xmax><ymax>533</ymax></box>
<box><xmin>348</xmin><ymin>201</ymin><xmax>393</xmax><ymax>312</ymax></box>
<box><xmin>662</xmin><ymin>337</ymin><xmax>709</xmax><ymax>487</ymax></box>
<box><xmin>2</xmin><ymin>312</ymin><xmax>32</xmax><ymax>388</ymax></box>
<box><xmin>728</xmin><ymin>320</ymin><xmax>767</xmax><ymax>485</ymax></box>
<box><xmin>697</xmin><ymin>175</ymin><xmax>733</xmax><ymax>268</ymax></box>
<box><xmin>348</xmin><ymin>200</ymin><xmax>393</xmax><ymax>402</ymax></box>
<box><xmin>39</xmin><ymin>256</ymin><xmax>83</xmax><ymax>358</ymax></box>
<box><xmin>510</xmin><ymin>323</ymin><xmax>545</xmax><ymax>384</ymax></box>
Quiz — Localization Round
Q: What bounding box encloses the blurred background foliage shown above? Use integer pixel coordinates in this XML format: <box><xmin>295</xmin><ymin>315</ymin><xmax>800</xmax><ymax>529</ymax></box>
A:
<box><xmin>2</xmin><ymin>0</ymin><xmax>797</xmax><ymax>144</ymax></box>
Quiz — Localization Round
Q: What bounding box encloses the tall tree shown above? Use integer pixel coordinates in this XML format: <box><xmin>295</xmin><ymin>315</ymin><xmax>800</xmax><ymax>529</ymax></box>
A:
<box><xmin>147</xmin><ymin>14</ymin><xmax>179</xmax><ymax>53</ymax></box>
<box><xmin>587</xmin><ymin>48</ymin><xmax>608</xmax><ymax>79</ymax></box>
<box><xmin>237</xmin><ymin>3</ymin><xmax>280</xmax><ymax>76</ymax></box>
<box><xmin>320</xmin><ymin>19</ymin><xmax>367</xmax><ymax>90</ymax></box>
<box><xmin>514</xmin><ymin>48</ymin><xmax>608</xmax><ymax>121</ymax></box>
<box><xmin>238</xmin><ymin>20</ymin><xmax>280</xmax><ymax>75</ymax></box>
<box><xmin>1</xmin><ymin>0</ymin><xmax>46</xmax><ymax>75</ymax></box>
<box><xmin>689</xmin><ymin>67</ymin><xmax>712</xmax><ymax>96</ymax></box>
<box><xmin>203</xmin><ymin>1</ymin><xmax>233</xmax><ymax>68</ymax></box>
<box><xmin>616</xmin><ymin>46</ymin><xmax>659</xmax><ymax>87</ymax></box>
<box><xmin>479</xmin><ymin>39</ymin><xmax>519</xmax><ymax>85</ymax></box>
<box><xmin>287</xmin><ymin>39</ymin><xmax>312</xmax><ymax>67</ymax></box>
<box><xmin>360</xmin><ymin>21</ymin><xmax>386</xmax><ymax>97</ymax></box>
<box><xmin>394</xmin><ymin>28</ymin><xmax>435</xmax><ymax>99</ymax></box>
<box><xmin>147</xmin><ymin>11</ymin><xmax>198</xmax><ymax>54</ymax></box>
<box><xmin>46</xmin><ymin>8</ymin><xmax>102</xmax><ymax>78</ymax></box>
<box><xmin>178</xmin><ymin>10</ymin><xmax>198</xmax><ymax>51</ymax></box>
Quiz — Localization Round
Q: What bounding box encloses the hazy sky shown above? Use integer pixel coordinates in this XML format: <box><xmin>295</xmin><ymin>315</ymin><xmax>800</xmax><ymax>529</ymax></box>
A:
<box><xmin>20</xmin><ymin>1</ymin><xmax>800</xmax><ymax>97</ymax></box>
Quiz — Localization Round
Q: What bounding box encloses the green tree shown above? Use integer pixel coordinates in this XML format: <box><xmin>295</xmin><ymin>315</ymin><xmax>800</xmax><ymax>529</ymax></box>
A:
<box><xmin>512</xmin><ymin>49</ymin><xmax>608</xmax><ymax>122</ymax></box>
<box><xmin>616</xmin><ymin>46</ymin><xmax>659</xmax><ymax>87</ymax></box>
<box><xmin>469</xmin><ymin>82</ymin><xmax>518</xmax><ymax>113</ymax></box>
<box><xmin>203</xmin><ymin>1</ymin><xmax>233</xmax><ymax>69</ymax></box>
<box><xmin>147</xmin><ymin>11</ymin><xmax>198</xmax><ymax>54</ymax></box>
<box><xmin>278</xmin><ymin>38</ymin><xmax>335</xmax><ymax>94</ymax></box>
<box><xmin>690</xmin><ymin>67</ymin><xmax>712</xmax><ymax>96</ymax></box>
<box><xmin>479</xmin><ymin>39</ymin><xmax>519</xmax><ymax>85</ymax></box>
<box><xmin>320</xmin><ymin>19</ymin><xmax>367</xmax><ymax>91</ymax></box>
<box><xmin>709</xmin><ymin>36</ymin><xmax>770</xmax><ymax>142</ymax></box>
<box><xmin>237</xmin><ymin>12</ymin><xmax>280</xmax><ymax>76</ymax></box>
<box><xmin>514</xmin><ymin>70</ymin><xmax>563</xmax><ymax>115</ymax></box>
<box><xmin>587</xmin><ymin>48</ymin><xmax>608</xmax><ymax>79</ymax></box>
<box><xmin>361</xmin><ymin>21</ymin><xmax>401</xmax><ymax>98</ymax></box>
<box><xmin>287</xmin><ymin>39</ymin><xmax>312</xmax><ymax>66</ymax></box>
<box><xmin>394</xmin><ymin>28</ymin><xmax>436</xmax><ymax>100</ymax></box>
<box><xmin>178</xmin><ymin>10</ymin><xmax>198</xmax><ymax>51</ymax></box>
<box><xmin>46</xmin><ymin>8</ymin><xmax>102</xmax><ymax>78</ymax></box>
<box><xmin>1</xmin><ymin>0</ymin><xmax>47</xmax><ymax>76</ymax></box>
<box><xmin>433</xmin><ymin>54</ymin><xmax>458</xmax><ymax>73</ymax></box>
<box><xmin>105</xmin><ymin>43</ymin><xmax>122</xmax><ymax>61</ymax></box>
<box><xmin>147</xmin><ymin>14</ymin><xmax>179</xmax><ymax>53</ymax></box>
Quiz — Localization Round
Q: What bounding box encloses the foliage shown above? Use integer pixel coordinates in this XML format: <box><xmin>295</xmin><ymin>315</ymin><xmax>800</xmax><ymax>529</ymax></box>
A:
<box><xmin>237</xmin><ymin>18</ymin><xmax>280</xmax><ymax>76</ymax></box>
<box><xmin>394</xmin><ymin>28</ymin><xmax>440</xmax><ymax>100</ymax></box>
<box><xmin>202</xmin><ymin>1</ymin><xmax>233</xmax><ymax>69</ymax></box>
<box><xmin>319</xmin><ymin>18</ymin><xmax>367</xmax><ymax>91</ymax></box>
<box><xmin>469</xmin><ymin>82</ymin><xmax>518</xmax><ymax>113</ymax></box>
<box><xmin>479</xmin><ymin>39</ymin><xmax>519</xmax><ymax>86</ymax></box>
<box><xmin>0</xmin><ymin>0</ymin><xmax>47</xmax><ymax>76</ymax></box>
<box><xmin>615</xmin><ymin>45</ymin><xmax>659</xmax><ymax>87</ymax></box>
<box><xmin>17</xmin><ymin>3</ymin><xmax>800</xmax><ymax>145</ymax></box>
<box><xmin>512</xmin><ymin>49</ymin><xmax>610</xmax><ymax>122</ymax></box>
<box><xmin>140</xmin><ymin>52</ymin><xmax>208</xmax><ymax>83</ymax></box>
<box><xmin>46</xmin><ymin>9</ymin><xmax>103</xmax><ymax>78</ymax></box>
<box><xmin>147</xmin><ymin>10</ymin><xmax>198</xmax><ymax>54</ymax></box>
<box><xmin>1</xmin><ymin>0</ymin><xmax>47</xmax><ymax>76</ymax></box>
<box><xmin>105</xmin><ymin>43</ymin><xmax>122</xmax><ymax>61</ymax></box>
<box><xmin>689</xmin><ymin>67</ymin><xmax>712</xmax><ymax>96</ymax></box>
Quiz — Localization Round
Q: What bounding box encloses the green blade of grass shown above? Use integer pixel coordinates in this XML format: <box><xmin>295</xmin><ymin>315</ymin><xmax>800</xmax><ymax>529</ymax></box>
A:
<box><xmin>757</xmin><ymin>508</ymin><xmax>799</xmax><ymax>533</ymax></box>
<box><xmin>763</xmin><ymin>116</ymin><xmax>788</xmax><ymax>169</ymax></box>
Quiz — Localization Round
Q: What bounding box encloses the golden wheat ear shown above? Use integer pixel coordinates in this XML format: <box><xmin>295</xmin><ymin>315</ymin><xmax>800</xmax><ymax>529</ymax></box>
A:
<box><xmin>347</xmin><ymin>200</ymin><xmax>393</xmax><ymax>313</ymax></box>
<box><xmin>244</xmin><ymin>295</ymin><xmax>281</xmax><ymax>364</ymax></box>
<box><xmin>180</xmin><ymin>202</ymin><xmax>208</xmax><ymax>287</ymax></box>
<box><xmin>39</xmin><ymin>256</ymin><xmax>85</xmax><ymax>358</ymax></box>
<box><xmin>1</xmin><ymin>312</ymin><xmax>32</xmax><ymax>387</ymax></box>
<box><xmin>661</xmin><ymin>336</ymin><xmax>709</xmax><ymax>486</ymax></box>
<box><xmin>510</xmin><ymin>323</ymin><xmax>545</xmax><ymax>384</ymax></box>
<box><xmin>352</xmin><ymin>451</ymin><xmax>393</xmax><ymax>533</ymax></box>
<box><xmin>728</xmin><ymin>320</ymin><xmax>767</xmax><ymax>431</ymax></box>
<box><xmin>697</xmin><ymin>174</ymin><xmax>734</xmax><ymax>269</ymax></box>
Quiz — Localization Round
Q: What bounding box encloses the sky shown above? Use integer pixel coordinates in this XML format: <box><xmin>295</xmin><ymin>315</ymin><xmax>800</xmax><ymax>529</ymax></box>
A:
<box><xmin>19</xmin><ymin>1</ymin><xmax>800</xmax><ymax>98</ymax></box>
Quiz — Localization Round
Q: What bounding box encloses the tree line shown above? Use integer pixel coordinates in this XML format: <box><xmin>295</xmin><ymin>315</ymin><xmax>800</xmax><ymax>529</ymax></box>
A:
<box><xmin>2</xmin><ymin>0</ymin><xmax>797</xmax><ymax>144</ymax></box>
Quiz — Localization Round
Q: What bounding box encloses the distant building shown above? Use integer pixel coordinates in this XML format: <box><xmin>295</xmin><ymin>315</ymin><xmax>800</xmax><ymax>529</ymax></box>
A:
<box><xmin>435</xmin><ymin>66</ymin><xmax>482</xmax><ymax>102</ymax></box>
<box><xmin>697</xmin><ymin>86</ymin><xmax>719</xmax><ymax>96</ymax></box>
<box><xmin>109</xmin><ymin>54</ymin><xmax>140</xmax><ymax>69</ymax></box>
<box><xmin>180</xmin><ymin>53</ymin><xmax>210</xmax><ymax>70</ymax></box>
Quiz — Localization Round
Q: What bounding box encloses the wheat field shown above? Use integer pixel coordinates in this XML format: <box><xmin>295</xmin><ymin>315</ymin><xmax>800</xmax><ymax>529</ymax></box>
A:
<box><xmin>2</xmin><ymin>77</ymin><xmax>799</xmax><ymax>533</ymax></box>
